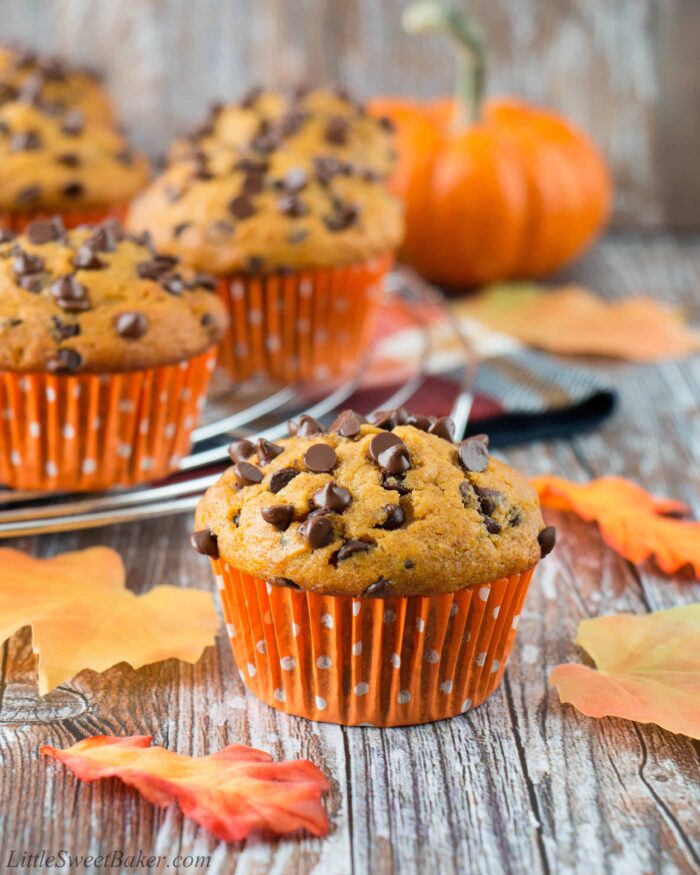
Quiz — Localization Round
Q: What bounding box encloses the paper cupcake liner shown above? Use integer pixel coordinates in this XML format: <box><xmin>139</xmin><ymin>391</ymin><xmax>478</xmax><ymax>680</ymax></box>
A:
<box><xmin>212</xmin><ymin>563</ymin><xmax>536</xmax><ymax>727</ymax></box>
<box><xmin>0</xmin><ymin>203</ymin><xmax>128</xmax><ymax>233</ymax></box>
<box><xmin>215</xmin><ymin>256</ymin><xmax>391</xmax><ymax>383</ymax></box>
<box><xmin>0</xmin><ymin>348</ymin><xmax>217</xmax><ymax>492</ymax></box>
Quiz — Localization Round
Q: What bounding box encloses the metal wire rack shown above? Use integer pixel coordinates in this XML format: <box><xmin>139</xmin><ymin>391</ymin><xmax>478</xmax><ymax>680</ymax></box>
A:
<box><xmin>0</xmin><ymin>269</ymin><xmax>477</xmax><ymax>538</ymax></box>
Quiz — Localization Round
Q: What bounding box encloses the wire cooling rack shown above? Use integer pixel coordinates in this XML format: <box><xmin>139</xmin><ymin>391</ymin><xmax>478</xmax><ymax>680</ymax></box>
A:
<box><xmin>0</xmin><ymin>269</ymin><xmax>477</xmax><ymax>538</ymax></box>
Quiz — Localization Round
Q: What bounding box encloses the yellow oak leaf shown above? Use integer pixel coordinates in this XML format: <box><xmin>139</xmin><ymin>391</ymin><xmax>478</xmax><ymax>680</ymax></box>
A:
<box><xmin>531</xmin><ymin>475</ymin><xmax>700</xmax><ymax>578</ymax></box>
<box><xmin>456</xmin><ymin>283</ymin><xmax>700</xmax><ymax>361</ymax></box>
<box><xmin>551</xmin><ymin>605</ymin><xmax>700</xmax><ymax>738</ymax></box>
<box><xmin>0</xmin><ymin>547</ymin><xmax>218</xmax><ymax>694</ymax></box>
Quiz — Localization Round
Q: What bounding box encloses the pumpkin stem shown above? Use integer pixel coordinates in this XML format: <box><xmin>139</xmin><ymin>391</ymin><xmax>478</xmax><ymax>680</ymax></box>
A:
<box><xmin>403</xmin><ymin>2</ymin><xmax>486</xmax><ymax>127</ymax></box>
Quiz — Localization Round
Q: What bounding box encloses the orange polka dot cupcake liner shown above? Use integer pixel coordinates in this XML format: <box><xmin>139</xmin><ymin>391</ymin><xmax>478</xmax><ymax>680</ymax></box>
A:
<box><xmin>0</xmin><ymin>347</ymin><xmax>217</xmax><ymax>492</ymax></box>
<box><xmin>0</xmin><ymin>203</ymin><xmax>128</xmax><ymax>234</ymax></box>
<box><xmin>212</xmin><ymin>563</ymin><xmax>536</xmax><ymax>727</ymax></box>
<box><xmin>215</xmin><ymin>255</ymin><xmax>391</xmax><ymax>383</ymax></box>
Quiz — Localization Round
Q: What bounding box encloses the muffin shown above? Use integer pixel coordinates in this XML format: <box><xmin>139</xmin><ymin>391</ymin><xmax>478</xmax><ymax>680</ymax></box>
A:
<box><xmin>0</xmin><ymin>43</ymin><xmax>114</xmax><ymax>124</ymax></box>
<box><xmin>128</xmin><ymin>87</ymin><xmax>403</xmax><ymax>383</ymax></box>
<box><xmin>0</xmin><ymin>99</ymin><xmax>148</xmax><ymax>232</ymax></box>
<box><xmin>193</xmin><ymin>408</ymin><xmax>555</xmax><ymax>726</ymax></box>
<box><xmin>0</xmin><ymin>217</ymin><xmax>227</xmax><ymax>491</ymax></box>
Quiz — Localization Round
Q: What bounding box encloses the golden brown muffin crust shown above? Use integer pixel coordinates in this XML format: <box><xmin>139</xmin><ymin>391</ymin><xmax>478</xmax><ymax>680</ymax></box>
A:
<box><xmin>128</xmin><ymin>87</ymin><xmax>403</xmax><ymax>273</ymax></box>
<box><xmin>194</xmin><ymin>410</ymin><xmax>553</xmax><ymax>597</ymax></box>
<box><xmin>0</xmin><ymin>218</ymin><xmax>228</xmax><ymax>373</ymax></box>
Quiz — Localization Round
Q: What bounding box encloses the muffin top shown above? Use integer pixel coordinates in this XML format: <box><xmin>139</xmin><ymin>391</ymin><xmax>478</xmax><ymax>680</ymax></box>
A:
<box><xmin>193</xmin><ymin>409</ymin><xmax>554</xmax><ymax>597</ymax></box>
<box><xmin>0</xmin><ymin>101</ymin><xmax>148</xmax><ymax>213</ymax></box>
<box><xmin>127</xmin><ymin>87</ymin><xmax>403</xmax><ymax>273</ymax></box>
<box><xmin>0</xmin><ymin>218</ymin><xmax>228</xmax><ymax>373</ymax></box>
<box><xmin>0</xmin><ymin>44</ymin><xmax>114</xmax><ymax>124</ymax></box>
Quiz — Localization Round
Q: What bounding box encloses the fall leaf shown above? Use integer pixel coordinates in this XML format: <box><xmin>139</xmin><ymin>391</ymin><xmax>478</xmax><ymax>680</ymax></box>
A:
<box><xmin>41</xmin><ymin>735</ymin><xmax>331</xmax><ymax>841</ymax></box>
<box><xmin>551</xmin><ymin>604</ymin><xmax>700</xmax><ymax>738</ymax></box>
<box><xmin>532</xmin><ymin>475</ymin><xmax>700</xmax><ymax>578</ymax></box>
<box><xmin>0</xmin><ymin>547</ymin><xmax>218</xmax><ymax>694</ymax></box>
<box><xmin>456</xmin><ymin>283</ymin><xmax>700</xmax><ymax>362</ymax></box>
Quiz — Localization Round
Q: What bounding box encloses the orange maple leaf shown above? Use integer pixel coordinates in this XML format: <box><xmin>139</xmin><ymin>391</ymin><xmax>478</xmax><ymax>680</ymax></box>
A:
<box><xmin>0</xmin><ymin>547</ymin><xmax>218</xmax><ymax>694</ymax></box>
<box><xmin>531</xmin><ymin>475</ymin><xmax>700</xmax><ymax>578</ymax></box>
<box><xmin>41</xmin><ymin>735</ymin><xmax>331</xmax><ymax>841</ymax></box>
<box><xmin>551</xmin><ymin>605</ymin><xmax>700</xmax><ymax>738</ymax></box>
<box><xmin>457</xmin><ymin>283</ymin><xmax>700</xmax><ymax>361</ymax></box>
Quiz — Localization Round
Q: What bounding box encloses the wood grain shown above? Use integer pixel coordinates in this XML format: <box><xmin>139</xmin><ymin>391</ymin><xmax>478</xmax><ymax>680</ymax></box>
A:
<box><xmin>0</xmin><ymin>232</ymin><xmax>699</xmax><ymax>873</ymax></box>
<box><xmin>0</xmin><ymin>0</ymin><xmax>698</xmax><ymax>228</ymax></box>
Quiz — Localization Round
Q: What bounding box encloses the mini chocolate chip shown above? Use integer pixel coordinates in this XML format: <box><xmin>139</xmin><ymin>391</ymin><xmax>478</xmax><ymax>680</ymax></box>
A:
<box><xmin>299</xmin><ymin>514</ymin><xmax>332</xmax><ymax>549</ymax></box>
<box><xmin>62</xmin><ymin>181</ymin><xmax>84</xmax><ymax>198</ymax></box>
<box><xmin>114</xmin><ymin>311</ymin><xmax>148</xmax><ymax>340</ymax></box>
<box><xmin>509</xmin><ymin>508</ymin><xmax>523</xmax><ymax>527</ymax></box>
<box><xmin>323</xmin><ymin>202</ymin><xmax>359</xmax><ymax>232</ymax></box>
<box><xmin>72</xmin><ymin>245</ymin><xmax>105</xmax><ymax>269</ymax></box>
<box><xmin>228</xmin><ymin>439</ymin><xmax>255</xmax><ymax>463</ymax></box>
<box><xmin>46</xmin><ymin>347</ymin><xmax>82</xmax><ymax>374</ymax></box>
<box><xmin>304</xmin><ymin>443</ymin><xmax>337</xmax><ymax>473</ymax></box>
<box><xmin>382</xmin><ymin>474</ymin><xmax>411</xmax><ymax>495</ymax></box>
<box><xmin>241</xmin><ymin>172</ymin><xmax>265</xmax><ymax>195</ymax></box>
<box><xmin>330</xmin><ymin>409</ymin><xmax>364</xmax><ymax>437</ymax></box>
<box><xmin>190</xmin><ymin>528</ymin><xmax>219</xmax><ymax>558</ymax></box>
<box><xmin>369</xmin><ymin>431</ymin><xmax>401</xmax><ymax>461</ymax></box>
<box><xmin>380</xmin><ymin>503</ymin><xmax>405</xmax><ymax>530</ymax></box>
<box><xmin>324</xmin><ymin>115</ymin><xmax>349</xmax><ymax>145</ymax></box>
<box><xmin>228</xmin><ymin>195</ymin><xmax>256</xmax><ymax>220</ymax></box>
<box><xmin>483</xmin><ymin>516</ymin><xmax>502</xmax><ymax>535</ymax></box>
<box><xmin>428</xmin><ymin>416</ymin><xmax>455</xmax><ymax>442</ymax></box>
<box><xmin>87</xmin><ymin>224</ymin><xmax>119</xmax><ymax>251</ymax></box>
<box><xmin>15</xmin><ymin>184</ymin><xmax>41</xmax><ymax>205</ymax></box>
<box><xmin>289</xmin><ymin>415</ymin><xmax>324</xmax><ymax>436</ymax></box>
<box><xmin>201</xmin><ymin>313</ymin><xmax>214</xmax><ymax>328</ymax></box>
<box><xmin>474</xmin><ymin>486</ymin><xmax>505</xmax><ymax>517</ymax></box>
<box><xmin>26</xmin><ymin>217</ymin><xmax>63</xmax><ymax>244</ymax></box>
<box><xmin>161</xmin><ymin>272</ymin><xmax>186</xmax><ymax>295</ymax></box>
<box><xmin>269</xmin><ymin>467</ymin><xmax>300</xmax><ymax>493</ymax></box>
<box><xmin>377</xmin><ymin>115</ymin><xmax>395</xmax><ymax>132</ymax></box>
<box><xmin>56</xmin><ymin>152</ymin><xmax>81</xmax><ymax>167</ymax></box>
<box><xmin>12</xmin><ymin>248</ymin><xmax>44</xmax><ymax>277</ymax></box>
<box><xmin>50</xmin><ymin>274</ymin><xmax>91</xmax><ymax>312</ymax></box>
<box><xmin>370</xmin><ymin>407</ymin><xmax>409</xmax><ymax>429</ymax></box>
<box><xmin>459</xmin><ymin>480</ymin><xmax>477</xmax><ymax>508</ymax></box>
<box><xmin>337</xmin><ymin>539</ymin><xmax>372</xmax><ymax>561</ymax></box>
<box><xmin>257</xmin><ymin>437</ymin><xmax>284</xmax><ymax>464</ymax></box>
<box><xmin>234</xmin><ymin>460</ymin><xmax>264</xmax><ymax>487</ymax></box>
<box><xmin>538</xmin><ymin>526</ymin><xmax>557</xmax><ymax>558</ymax></box>
<box><xmin>261</xmin><ymin>504</ymin><xmax>294</xmax><ymax>531</ymax></box>
<box><xmin>173</xmin><ymin>222</ymin><xmax>190</xmax><ymax>237</ymax></box>
<box><xmin>192</xmin><ymin>272</ymin><xmax>218</xmax><ymax>291</ymax></box>
<box><xmin>19</xmin><ymin>275</ymin><xmax>43</xmax><ymax>292</ymax></box>
<box><xmin>137</xmin><ymin>256</ymin><xmax>178</xmax><ymax>280</ymax></box>
<box><xmin>10</xmin><ymin>130</ymin><xmax>41</xmax><ymax>151</ymax></box>
<box><xmin>278</xmin><ymin>193</ymin><xmax>309</xmax><ymax>218</ymax></box>
<box><xmin>458</xmin><ymin>437</ymin><xmax>489</xmax><ymax>473</ymax></box>
<box><xmin>363</xmin><ymin>578</ymin><xmax>392</xmax><ymax>597</ymax></box>
<box><xmin>266</xmin><ymin>576</ymin><xmax>300</xmax><ymax>590</ymax></box>
<box><xmin>61</xmin><ymin>109</ymin><xmax>84</xmax><ymax>136</ymax></box>
<box><xmin>245</xmin><ymin>255</ymin><xmax>265</xmax><ymax>274</ymax></box>
<box><xmin>314</xmin><ymin>155</ymin><xmax>348</xmax><ymax>185</ymax></box>
<box><xmin>405</xmin><ymin>413</ymin><xmax>431</xmax><ymax>431</ymax></box>
<box><xmin>51</xmin><ymin>315</ymin><xmax>80</xmax><ymax>341</ymax></box>
<box><xmin>404</xmin><ymin>559</ymin><xmax>416</xmax><ymax>569</ymax></box>
<box><xmin>313</xmin><ymin>482</ymin><xmax>351</xmax><ymax>513</ymax></box>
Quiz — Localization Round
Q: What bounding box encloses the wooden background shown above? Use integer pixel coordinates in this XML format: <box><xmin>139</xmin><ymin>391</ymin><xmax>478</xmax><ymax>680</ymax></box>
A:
<box><xmin>1</xmin><ymin>0</ymin><xmax>699</xmax><ymax>229</ymax></box>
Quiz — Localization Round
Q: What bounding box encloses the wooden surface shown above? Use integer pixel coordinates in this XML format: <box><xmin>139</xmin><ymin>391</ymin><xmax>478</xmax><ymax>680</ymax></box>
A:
<box><xmin>0</xmin><ymin>231</ymin><xmax>699</xmax><ymax>874</ymax></box>
<box><xmin>1</xmin><ymin>0</ymin><xmax>699</xmax><ymax>230</ymax></box>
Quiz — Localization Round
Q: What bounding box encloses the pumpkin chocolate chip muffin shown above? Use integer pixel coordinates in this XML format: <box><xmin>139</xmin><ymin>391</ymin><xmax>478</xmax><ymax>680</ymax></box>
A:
<box><xmin>0</xmin><ymin>100</ymin><xmax>148</xmax><ymax>230</ymax></box>
<box><xmin>0</xmin><ymin>217</ymin><xmax>227</xmax><ymax>492</ymax></box>
<box><xmin>193</xmin><ymin>409</ymin><xmax>555</xmax><ymax>726</ymax></box>
<box><xmin>128</xmin><ymin>86</ymin><xmax>402</xmax><ymax>383</ymax></box>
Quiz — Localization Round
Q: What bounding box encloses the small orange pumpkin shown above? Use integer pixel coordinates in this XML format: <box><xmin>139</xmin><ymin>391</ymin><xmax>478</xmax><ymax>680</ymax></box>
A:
<box><xmin>370</xmin><ymin>3</ymin><xmax>612</xmax><ymax>288</ymax></box>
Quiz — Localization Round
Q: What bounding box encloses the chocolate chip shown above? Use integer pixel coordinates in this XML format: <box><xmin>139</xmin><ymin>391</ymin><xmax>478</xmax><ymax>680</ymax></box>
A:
<box><xmin>266</xmin><ymin>576</ymin><xmax>300</xmax><ymax>590</ymax></box>
<box><xmin>299</xmin><ymin>514</ymin><xmax>332</xmax><ymax>548</ymax></box>
<box><xmin>62</xmin><ymin>181</ymin><xmax>84</xmax><ymax>199</ymax></box>
<box><xmin>380</xmin><ymin>503</ymin><xmax>405</xmax><ymax>530</ymax></box>
<box><xmin>50</xmin><ymin>274</ymin><xmax>91</xmax><ymax>312</ymax></box>
<box><xmin>363</xmin><ymin>578</ymin><xmax>392</xmax><ymax>597</ymax></box>
<box><xmin>173</xmin><ymin>222</ymin><xmax>190</xmax><ymax>237</ymax></box>
<box><xmin>244</xmin><ymin>255</ymin><xmax>265</xmax><ymax>274</ymax></box>
<box><xmin>114</xmin><ymin>311</ymin><xmax>148</xmax><ymax>340</ymax></box>
<box><xmin>228</xmin><ymin>195</ymin><xmax>256</xmax><ymax>219</ymax></box>
<box><xmin>88</xmin><ymin>224</ymin><xmax>119</xmax><ymax>251</ymax></box>
<box><xmin>405</xmin><ymin>413</ymin><xmax>431</xmax><ymax>431</ymax></box>
<box><xmin>538</xmin><ymin>525</ymin><xmax>556</xmax><ymax>558</ymax></box>
<box><xmin>61</xmin><ymin>109</ymin><xmax>84</xmax><ymax>136</ymax></box>
<box><xmin>314</xmin><ymin>155</ymin><xmax>346</xmax><ymax>185</ymax></box>
<box><xmin>378</xmin><ymin>442</ymin><xmax>411</xmax><ymax>475</ymax></box>
<box><xmin>51</xmin><ymin>315</ymin><xmax>80</xmax><ymax>341</ymax></box>
<box><xmin>137</xmin><ymin>256</ymin><xmax>178</xmax><ymax>281</ymax></box>
<box><xmin>15</xmin><ymin>184</ymin><xmax>41</xmax><ymax>205</ymax></box>
<box><xmin>278</xmin><ymin>193</ymin><xmax>308</xmax><ymax>218</ymax></box>
<box><xmin>12</xmin><ymin>248</ymin><xmax>44</xmax><ymax>277</ymax></box>
<box><xmin>72</xmin><ymin>246</ymin><xmax>105</xmax><ymax>269</ymax></box>
<box><xmin>369</xmin><ymin>431</ymin><xmax>401</xmax><ymax>461</ymax></box>
<box><xmin>428</xmin><ymin>416</ymin><xmax>455</xmax><ymax>442</ymax></box>
<box><xmin>233</xmin><ymin>157</ymin><xmax>268</xmax><ymax>174</ymax></box>
<box><xmin>26</xmin><ymin>217</ymin><xmax>63</xmax><ymax>245</ymax></box>
<box><xmin>324</xmin><ymin>115</ymin><xmax>349</xmax><ymax>145</ymax></box>
<box><xmin>10</xmin><ymin>130</ymin><xmax>41</xmax><ymax>151</ymax></box>
<box><xmin>161</xmin><ymin>273</ymin><xmax>186</xmax><ymax>295</ymax></box>
<box><xmin>241</xmin><ymin>172</ymin><xmax>265</xmax><ymax>196</ymax></box>
<box><xmin>370</xmin><ymin>407</ymin><xmax>409</xmax><ymax>429</ymax></box>
<box><xmin>257</xmin><ymin>438</ymin><xmax>283</xmax><ymax>464</ymax></box>
<box><xmin>192</xmin><ymin>272</ymin><xmax>218</xmax><ymax>291</ymax></box>
<box><xmin>269</xmin><ymin>467</ymin><xmax>300</xmax><ymax>493</ymax></box>
<box><xmin>313</xmin><ymin>482</ymin><xmax>351</xmax><ymax>513</ymax></box>
<box><xmin>404</xmin><ymin>559</ymin><xmax>416</xmax><ymax>569</ymax></box>
<box><xmin>330</xmin><ymin>409</ymin><xmax>364</xmax><ymax>438</ymax></box>
<box><xmin>377</xmin><ymin>115</ymin><xmax>395</xmax><ymax>133</ymax></box>
<box><xmin>509</xmin><ymin>508</ymin><xmax>523</xmax><ymax>527</ymax></box>
<box><xmin>228</xmin><ymin>438</ymin><xmax>255</xmax><ymax>463</ymax></box>
<box><xmin>474</xmin><ymin>486</ymin><xmax>504</xmax><ymax>517</ymax></box>
<box><xmin>46</xmin><ymin>347</ymin><xmax>82</xmax><ymax>374</ymax></box>
<box><xmin>261</xmin><ymin>504</ymin><xmax>294</xmax><ymax>531</ymax></box>
<box><xmin>458</xmin><ymin>437</ymin><xmax>489</xmax><ymax>473</ymax></box>
<box><xmin>56</xmin><ymin>152</ymin><xmax>81</xmax><ymax>167</ymax></box>
<box><xmin>0</xmin><ymin>229</ymin><xmax>16</xmax><ymax>244</ymax></box>
<box><xmin>304</xmin><ymin>443</ymin><xmax>337</xmax><ymax>473</ymax></box>
<box><xmin>190</xmin><ymin>528</ymin><xmax>219</xmax><ymax>558</ymax></box>
<box><xmin>289</xmin><ymin>415</ymin><xmax>324</xmax><ymax>436</ymax></box>
<box><xmin>323</xmin><ymin>201</ymin><xmax>359</xmax><ymax>232</ymax></box>
<box><xmin>337</xmin><ymin>539</ymin><xmax>372</xmax><ymax>561</ymax></box>
<box><xmin>19</xmin><ymin>275</ymin><xmax>44</xmax><ymax>292</ymax></box>
<box><xmin>114</xmin><ymin>148</ymin><xmax>134</xmax><ymax>166</ymax></box>
<box><xmin>234</xmin><ymin>460</ymin><xmax>264</xmax><ymax>487</ymax></box>
<box><xmin>483</xmin><ymin>516</ymin><xmax>502</xmax><ymax>535</ymax></box>
<box><xmin>382</xmin><ymin>474</ymin><xmax>411</xmax><ymax>495</ymax></box>
<box><xmin>240</xmin><ymin>86</ymin><xmax>263</xmax><ymax>109</ymax></box>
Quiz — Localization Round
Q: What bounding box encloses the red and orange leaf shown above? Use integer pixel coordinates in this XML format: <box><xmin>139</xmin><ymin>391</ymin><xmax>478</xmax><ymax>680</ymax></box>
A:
<box><xmin>457</xmin><ymin>283</ymin><xmax>700</xmax><ymax>361</ymax></box>
<box><xmin>0</xmin><ymin>547</ymin><xmax>218</xmax><ymax>694</ymax></box>
<box><xmin>531</xmin><ymin>475</ymin><xmax>700</xmax><ymax>578</ymax></box>
<box><xmin>551</xmin><ymin>605</ymin><xmax>700</xmax><ymax>738</ymax></box>
<box><xmin>41</xmin><ymin>735</ymin><xmax>331</xmax><ymax>841</ymax></box>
